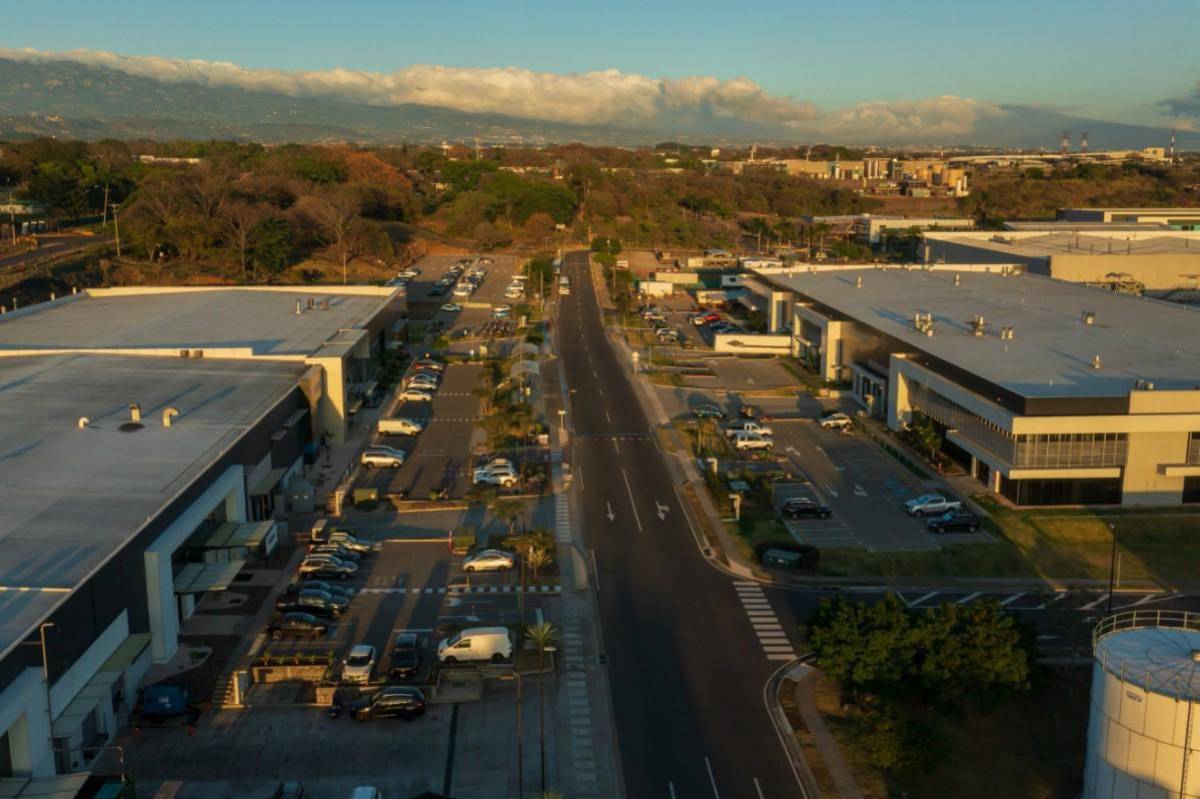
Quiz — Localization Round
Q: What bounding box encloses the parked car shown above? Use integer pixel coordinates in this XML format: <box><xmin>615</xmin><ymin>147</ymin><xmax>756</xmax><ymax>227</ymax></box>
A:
<box><xmin>473</xmin><ymin>465</ymin><xmax>518</xmax><ymax>488</ymax></box>
<box><xmin>440</xmin><ymin>302</ymin><xmax>462</xmax><ymax>313</ymax></box>
<box><xmin>493</xmin><ymin>304</ymin><xmax>512</xmax><ymax>318</ymax></box>
<box><xmin>267</xmin><ymin>612</ymin><xmax>328</xmax><ymax>640</ymax></box>
<box><xmin>378</xmin><ymin>417</ymin><xmax>423</xmax><ymax>436</ymax></box>
<box><xmin>927</xmin><ymin>509</ymin><xmax>981</xmax><ymax>533</ymax></box>
<box><xmin>275</xmin><ymin>588</ymin><xmax>349</xmax><ymax>616</ymax></box>
<box><xmin>413</xmin><ymin>359</ymin><xmax>445</xmax><ymax>372</ymax></box>
<box><xmin>271</xmin><ymin>782</ymin><xmax>305</xmax><ymax>799</ymax></box>
<box><xmin>725</xmin><ymin>420</ymin><xmax>773</xmax><ymax>437</ymax></box>
<box><xmin>350</xmin><ymin>787</ymin><xmax>382</xmax><ymax>799</ymax></box>
<box><xmin>406</xmin><ymin>377</ymin><xmax>439</xmax><ymax>392</ymax></box>
<box><xmin>310</xmin><ymin>544</ymin><xmax>362</xmax><ymax>564</ymax></box>
<box><xmin>437</xmin><ymin>627</ymin><xmax>513</xmax><ymax>664</ymax></box>
<box><xmin>361</xmin><ymin>446</ymin><xmax>405</xmax><ymax>468</ymax></box>
<box><xmin>428</xmin><ymin>285</ymin><xmax>446</xmax><ymax>297</ymax></box>
<box><xmin>342</xmin><ymin>645</ymin><xmax>377</xmax><ymax>684</ymax></box>
<box><xmin>731</xmin><ymin>431</ymin><xmax>774</xmax><ymax>451</ymax></box>
<box><xmin>690</xmin><ymin>314</ymin><xmax>710</xmax><ymax>326</ymax></box>
<box><xmin>905</xmin><ymin>494</ymin><xmax>963</xmax><ymax>517</ymax></box>
<box><xmin>398</xmin><ymin>388</ymin><xmax>434</xmax><ymax>402</ymax></box>
<box><xmin>780</xmin><ymin>497</ymin><xmax>833</xmax><ymax>519</ymax></box>
<box><xmin>324</xmin><ymin>531</ymin><xmax>372</xmax><ymax>553</ymax></box>
<box><xmin>462</xmin><ymin>549</ymin><xmax>517</xmax><ymax>573</ymax></box>
<box><xmin>389</xmin><ymin>633</ymin><xmax>422</xmax><ymax>681</ymax></box>
<box><xmin>350</xmin><ymin>687</ymin><xmax>426</xmax><ymax>722</ymax></box>
<box><xmin>288</xmin><ymin>579</ymin><xmax>349</xmax><ymax>598</ymax></box>
<box><xmin>401</xmin><ymin>268</ymin><xmax>421</xmax><ymax>279</ymax></box>
<box><xmin>298</xmin><ymin>555</ymin><xmax>358</xmax><ymax>580</ymax></box>
<box><xmin>453</xmin><ymin>284</ymin><xmax>473</xmax><ymax>298</ymax></box>
<box><xmin>739</xmin><ymin>405</ymin><xmax>767</xmax><ymax>420</ymax></box>
<box><xmin>820</xmin><ymin>412</ymin><xmax>853</xmax><ymax>430</ymax></box>
<box><xmin>477</xmin><ymin>456</ymin><xmax>515</xmax><ymax>471</ymax></box>
<box><xmin>692</xmin><ymin>403</ymin><xmax>725</xmax><ymax>419</ymax></box>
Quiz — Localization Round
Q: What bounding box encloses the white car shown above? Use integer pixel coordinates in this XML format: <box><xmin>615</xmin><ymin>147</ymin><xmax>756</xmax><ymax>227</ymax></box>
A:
<box><xmin>453</xmin><ymin>284</ymin><xmax>473</xmax><ymax>298</ymax></box>
<box><xmin>462</xmin><ymin>549</ymin><xmax>517</xmax><ymax>573</ymax></box>
<box><xmin>361</xmin><ymin>446</ymin><xmax>405</xmax><ymax>468</ymax></box>
<box><xmin>377</xmin><ymin>417</ymin><xmax>423</xmax><ymax>436</ymax></box>
<box><xmin>820</xmin><ymin>412</ymin><xmax>853</xmax><ymax>429</ymax></box>
<box><xmin>407</xmin><ymin>374</ymin><xmax>439</xmax><ymax>389</ymax></box>
<box><xmin>473</xmin><ymin>465</ymin><xmax>519</xmax><ymax>487</ymax></box>
<box><xmin>725</xmin><ymin>420</ymin><xmax>774</xmax><ymax>438</ymax></box>
<box><xmin>505</xmin><ymin>289</ymin><xmax>525</xmax><ymax>300</ymax></box>
<box><xmin>440</xmin><ymin>302</ymin><xmax>462</xmax><ymax>313</ymax></box>
<box><xmin>342</xmin><ymin>644</ymin><xmax>376</xmax><ymax>684</ymax></box>
<box><xmin>401</xmin><ymin>268</ymin><xmax>421</xmax><ymax>278</ymax></box>
<box><xmin>731</xmin><ymin>432</ymin><xmax>774</xmax><ymax>451</ymax></box>
<box><xmin>398</xmin><ymin>388</ymin><xmax>434</xmax><ymax>402</ymax></box>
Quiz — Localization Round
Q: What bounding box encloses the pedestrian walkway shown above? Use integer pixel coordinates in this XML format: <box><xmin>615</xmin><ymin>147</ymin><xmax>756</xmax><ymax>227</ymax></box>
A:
<box><xmin>734</xmin><ymin>581</ymin><xmax>797</xmax><ymax>661</ymax></box>
<box><xmin>353</xmin><ymin>584</ymin><xmax>563</xmax><ymax>595</ymax></box>
<box><xmin>560</xmin><ymin>610</ymin><xmax>600</xmax><ymax>798</ymax></box>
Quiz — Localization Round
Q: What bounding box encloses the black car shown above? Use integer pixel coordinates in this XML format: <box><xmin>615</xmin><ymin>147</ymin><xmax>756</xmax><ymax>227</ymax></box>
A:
<box><xmin>692</xmin><ymin>404</ymin><xmax>724</xmax><ymax>419</ymax></box>
<box><xmin>428</xmin><ymin>285</ymin><xmax>446</xmax><ymax>296</ymax></box>
<box><xmin>266</xmin><ymin>612</ymin><xmax>328</xmax><ymax>640</ymax></box>
<box><xmin>780</xmin><ymin>498</ymin><xmax>833</xmax><ymax>519</ymax></box>
<box><xmin>740</xmin><ymin>405</ymin><xmax>767</xmax><ymax>420</ymax></box>
<box><xmin>286</xmin><ymin>580</ymin><xmax>350</xmax><ymax>598</ymax></box>
<box><xmin>274</xmin><ymin>588</ymin><xmax>349</xmax><ymax>617</ymax></box>
<box><xmin>927</xmin><ymin>509</ymin><xmax>981</xmax><ymax>533</ymax></box>
<box><xmin>389</xmin><ymin>633</ymin><xmax>422</xmax><ymax>681</ymax></box>
<box><xmin>350</xmin><ymin>687</ymin><xmax>426</xmax><ymax>722</ymax></box>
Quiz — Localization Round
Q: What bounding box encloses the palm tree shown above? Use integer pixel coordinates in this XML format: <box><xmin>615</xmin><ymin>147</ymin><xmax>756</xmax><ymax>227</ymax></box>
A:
<box><xmin>525</xmin><ymin>544</ymin><xmax>554</xmax><ymax>582</ymax></box>
<box><xmin>492</xmin><ymin>498</ymin><xmax>526</xmax><ymax>537</ymax></box>
<box><xmin>526</xmin><ymin>621</ymin><xmax>558</xmax><ymax>796</ymax></box>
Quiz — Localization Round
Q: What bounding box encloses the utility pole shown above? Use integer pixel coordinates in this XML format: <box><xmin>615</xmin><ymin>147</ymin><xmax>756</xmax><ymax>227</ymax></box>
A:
<box><xmin>101</xmin><ymin>184</ymin><xmax>111</xmax><ymax>228</ymax></box>
<box><xmin>1106</xmin><ymin>522</ymin><xmax>1119</xmax><ymax>614</ymax></box>
<box><xmin>110</xmin><ymin>203</ymin><xmax>121</xmax><ymax>258</ymax></box>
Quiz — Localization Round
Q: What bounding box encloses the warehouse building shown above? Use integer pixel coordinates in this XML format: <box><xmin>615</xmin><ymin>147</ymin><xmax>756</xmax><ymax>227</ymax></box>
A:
<box><xmin>752</xmin><ymin>265</ymin><xmax>1200</xmax><ymax>507</ymax></box>
<box><xmin>922</xmin><ymin>229</ymin><xmax>1200</xmax><ymax>292</ymax></box>
<box><xmin>0</xmin><ymin>285</ymin><xmax>402</xmax><ymax>779</ymax></box>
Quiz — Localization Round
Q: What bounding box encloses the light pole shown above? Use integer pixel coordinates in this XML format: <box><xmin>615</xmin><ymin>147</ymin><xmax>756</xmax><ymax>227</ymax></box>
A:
<box><xmin>109</xmin><ymin>203</ymin><xmax>122</xmax><ymax>258</ymax></box>
<box><xmin>538</xmin><ymin>643</ymin><xmax>557</xmax><ymax>795</ymax></box>
<box><xmin>557</xmin><ymin>409</ymin><xmax>566</xmax><ymax>437</ymax></box>
<box><xmin>1106</xmin><ymin>522</ymin><xmax>1119</xmax><ymax>614</ymax></box>
<box><xmin>40</xmin><ymin>622</ymin><xmax>56</xmax><ymax>741</ymax></box>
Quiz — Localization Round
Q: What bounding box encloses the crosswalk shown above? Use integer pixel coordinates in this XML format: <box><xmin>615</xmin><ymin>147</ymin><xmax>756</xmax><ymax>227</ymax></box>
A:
<box><xmin>734</xmin><ymin>581</ymin><xmax>797</xmax><ymax>662</ymax></box>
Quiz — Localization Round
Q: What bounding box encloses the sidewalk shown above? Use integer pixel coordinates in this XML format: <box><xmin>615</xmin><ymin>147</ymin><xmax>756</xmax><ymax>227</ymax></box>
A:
<box><xmin>771</xmin><ymin>663</ymin><xmax>866</xmax><ymax>799</ymax></box>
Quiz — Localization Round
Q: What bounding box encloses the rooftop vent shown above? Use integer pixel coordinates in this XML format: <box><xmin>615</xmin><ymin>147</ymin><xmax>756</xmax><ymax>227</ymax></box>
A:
<box><xmin>77</xmin><ymin>416</ymin><xmax>90</xmax><ymax>429</ymax></box>
<box><xmin>318</xmin><ymin>299</ymin><xmax>330</xmax><ymax>311</ymax></box>
<box><xmin>969</xmin><ymin>314</ymin><xmax>986</xmax><ymax>336</ymax></box>
<box><xmin>953</xmin><ymin>274</ymin><xmax>962</xmax><ymax>287</ymax></box>
<box><xmin>1092</xmin><ymin>355</ymin><xmax>1102</xmax><ymax>370</ymax></box>
<box><xmin>296</xmin><ymin>299</ymin><xmax>303</xmax><ymax>315</ymax></box>
<box><xmin>1082</xmin><ymin>310</ymin><xmax>1096</xmax><ymax>325</ymax></box>
<box><xmin>1134</xmin><ymin>380</ymin><xmax>1156</xmax><ymax>391</ymax></box>
<box><xmin>855</xmin><ymin>275</ymin><xmax>863</xmax><ymax>288</ymax></box>
<box><xmin>913</xmin><ymin>311</ymin><xmax>935</xmax><ymax>335</ymax></box>
<box><xmin>163</xmin><ymin>407</ymin><xmax>179</xmax><ymax>427</ymax></box>
<box><xmin>120</xmin><ymin>402</ymin><xmax>145</xmax><ymax>432</ymax></box>
<box><xmin>1000</xmin><ymin>326</ymin><xmax>1015</xmax><ymax>340</ymax></box>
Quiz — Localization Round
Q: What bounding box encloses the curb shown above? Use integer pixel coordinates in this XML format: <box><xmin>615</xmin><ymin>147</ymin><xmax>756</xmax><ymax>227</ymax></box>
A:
<box><xmin>764</xmin><ymin>659</ymin><xmax>821</xmax><ymax>799</ymax></box>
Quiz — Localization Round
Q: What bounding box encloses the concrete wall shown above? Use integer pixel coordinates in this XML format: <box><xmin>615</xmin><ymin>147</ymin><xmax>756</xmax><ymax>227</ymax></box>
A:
<box><xmin>144</xmin><ymin>465</ymin><xmax>245</xmax><ymax>663</ymax></box>
<box><xmin>1049</xmin><ymin>253</ymin><xmax>1200</xmax><ymax>290</ymax></box>
<box><xmin>0</xmin><ymin>669</ymin><xmax>53</xmax><ymax>777</ymax></box>
<box><xmin>1123</xmin><ymin>432</ymin><xmax>1188</xmax><ymax>505</ymax></box>
<box><xmin>923</xmin><ymin>238</ymin><xmax>1049</xmax><ymax>272</ymax></box>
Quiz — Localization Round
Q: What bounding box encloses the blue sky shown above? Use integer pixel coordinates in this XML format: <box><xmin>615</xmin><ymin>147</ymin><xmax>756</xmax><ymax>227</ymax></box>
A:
<box><xmin>5</xmin><ymin>0</ymin><xmax>1199</xmax><ymax>125</ymax></box>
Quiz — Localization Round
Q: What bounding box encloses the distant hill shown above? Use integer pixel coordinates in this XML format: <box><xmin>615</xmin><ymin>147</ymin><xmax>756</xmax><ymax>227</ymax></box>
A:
<box><xmin>1</xmin><ymin>57</ymin><xmax>1196</xmax><ymax>150</ymax></box>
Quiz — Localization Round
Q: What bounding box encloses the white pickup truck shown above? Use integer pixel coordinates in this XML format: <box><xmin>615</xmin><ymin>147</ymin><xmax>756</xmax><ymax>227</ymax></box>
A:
<box><xmin>905</xmin><ymin>494</ymin><xmax>963</xmax><ymax>517</ymax></box>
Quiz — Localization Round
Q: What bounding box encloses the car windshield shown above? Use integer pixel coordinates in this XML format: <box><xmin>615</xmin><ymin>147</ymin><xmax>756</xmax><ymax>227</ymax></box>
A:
<box><xmin>444</xmin><ymin>633</ymin><xmax>462</xmax><ymax>647</ymax></box>
<box><xmin>347</xmin><ymin>653</ymin><xmax>372</xmax><ymax>666</ymax></box>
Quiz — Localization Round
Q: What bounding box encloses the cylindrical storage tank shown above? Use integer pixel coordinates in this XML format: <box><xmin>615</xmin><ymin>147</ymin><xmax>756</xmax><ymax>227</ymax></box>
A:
<box><xmin>1085</xmin><ymin>612</ymin><xmax>1200</xmax><ymax>799</ymax></box>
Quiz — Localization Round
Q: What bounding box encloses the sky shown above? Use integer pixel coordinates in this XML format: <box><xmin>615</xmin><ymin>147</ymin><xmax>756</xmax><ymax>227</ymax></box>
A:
<box><xmin>4</xmin><ymin>0</ymin><xmax>1200</xmax><ymax>135</ymax></box>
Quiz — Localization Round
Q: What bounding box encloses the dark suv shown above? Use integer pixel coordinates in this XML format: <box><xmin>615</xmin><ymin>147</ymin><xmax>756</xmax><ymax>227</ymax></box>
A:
<box><xmin>350</xmin><ymin>687</ymin><xmax>426</xmax><ymax>722</ymax></box>
<box><xmin>266</xmin><ymin>612</ymin><xmax>328</xmax><ymax>640</ymax></box>
<box><xmin>274</xmin><ymin>588</ymin><xmax>348</xmax><ymax>617</ymax></box>
<box><xmin>389</xmin><ymin>633</ymin><xmax>421</xmax><ymax>681</ymax></box>
<box><xmin>780</xmin><ymin>498</ymin><xmax>833</xmax><ymax>519</ymax></box>
<box><xmin>927</xmin><ymin>509</ymin><xmax>981</xmax><ymax>533</ymax></box>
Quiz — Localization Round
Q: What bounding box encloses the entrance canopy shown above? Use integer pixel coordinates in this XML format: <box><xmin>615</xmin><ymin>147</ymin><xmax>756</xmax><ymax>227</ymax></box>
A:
<box><xmin>173</xmin><ymin>560</ymin><xmax>245</xmax><ymax>594</ymax></box>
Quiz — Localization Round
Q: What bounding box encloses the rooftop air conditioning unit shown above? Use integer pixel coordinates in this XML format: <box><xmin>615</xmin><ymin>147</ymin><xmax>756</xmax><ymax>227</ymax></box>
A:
<box><xmin>1082</xmin><ymin>310</ymin><xmax>1096</xmax><ymax>325</ymax></box>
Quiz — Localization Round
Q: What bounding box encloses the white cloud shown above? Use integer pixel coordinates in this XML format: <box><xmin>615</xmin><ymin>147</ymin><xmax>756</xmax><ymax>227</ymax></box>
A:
<box><xmin>0</xmin><ymin>47</ymin><xmax>1004</xmax><ymax>140</ymax></box>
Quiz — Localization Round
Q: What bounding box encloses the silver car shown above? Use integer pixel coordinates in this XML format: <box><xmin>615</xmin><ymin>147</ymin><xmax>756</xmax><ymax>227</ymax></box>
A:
<box><xmin>462</xmin><ymin>549</ymin><xmax>517</xmax><ymax>573</ymax></box>
<box><xmin>361</xmin><ymin>446</ymin><xmax>405</xmax><ymax>468</ymax></box>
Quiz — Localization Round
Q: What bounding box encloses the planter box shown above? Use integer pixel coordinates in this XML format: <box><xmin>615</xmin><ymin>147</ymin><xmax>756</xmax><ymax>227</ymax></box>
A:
<box><xmin>252</xmin><ymin>663</ymin><xmax>329</xmax><ymax>683</ymax></box>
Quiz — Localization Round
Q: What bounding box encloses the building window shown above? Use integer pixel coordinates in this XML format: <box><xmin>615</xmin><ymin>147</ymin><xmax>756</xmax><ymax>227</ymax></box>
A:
<box><xmin>1185</xmin><ymin>476</ymin><xmax>1200</xmax><ymax>504</ymax></box>
<box><xmin>999</xmin><ymin>475</ymin><xmax>1122</xmax><ymax>506</ymax></box>
<box><xmin>1013</xmin><ymin>432</ymin><xmax>1127</xmax><ymax>469</ymax></box>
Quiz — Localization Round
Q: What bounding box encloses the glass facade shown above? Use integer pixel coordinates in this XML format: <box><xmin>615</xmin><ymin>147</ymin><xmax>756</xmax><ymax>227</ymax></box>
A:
<box><xmin>999</xmin><ymin>475</ymin><xmax>1122</xmax><ymax>506</ymax></box>
<box><xmin>909</xmin><ymin>381</ymin><xmax>1015</xmax><ymax>460</ymax></box>
<box><xmin>1013</xmin><ymin>433</ymin><xmax>1128</xmax><ymax>469</ymax></box>
<box><xmin>1189</xmin><ymin>433</ymin><xmax>1200</xmax><ymax>465</ymax></box>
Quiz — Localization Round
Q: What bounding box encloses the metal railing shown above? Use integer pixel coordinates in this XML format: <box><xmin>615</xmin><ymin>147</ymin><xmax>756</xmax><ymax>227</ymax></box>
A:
<box><xmin>1092</xmin><ymin>610</ymin><xmax>1200</xmax><ymax>700</ymax></box>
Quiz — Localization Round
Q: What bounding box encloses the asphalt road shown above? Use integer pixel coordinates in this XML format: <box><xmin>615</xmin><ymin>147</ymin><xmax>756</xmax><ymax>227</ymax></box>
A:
<box><xmin>559</xmin><ymin>251</ymin><xmax>803</xmax><ymax>799</ymax></box>
<box><xmin>0</xmin><ymin>234</ymin><xmax>100</xmax><ymax>271</ymax></box>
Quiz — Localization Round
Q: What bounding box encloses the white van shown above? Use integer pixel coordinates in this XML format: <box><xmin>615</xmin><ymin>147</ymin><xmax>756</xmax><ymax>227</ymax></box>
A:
<box><xmin>350</xmin><ymin>788</ymin><xmax>381</xmax><ymax>799</ymax></box>
<box><xmin>437</xmin><ymin>626</ymin><xmax>513</xmax><ymax>664</ymax></box>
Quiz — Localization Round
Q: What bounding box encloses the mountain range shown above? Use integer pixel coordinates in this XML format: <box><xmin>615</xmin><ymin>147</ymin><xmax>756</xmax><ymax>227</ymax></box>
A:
<box><xmin>1</xmin><ymin>57</ymin><xmax>1195</xmax><ymax>151</ymax></box>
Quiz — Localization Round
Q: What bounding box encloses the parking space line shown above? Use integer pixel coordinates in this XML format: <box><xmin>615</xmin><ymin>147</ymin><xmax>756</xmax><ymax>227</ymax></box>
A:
<box><xmin>908</xmin><ymin>591</ymin><xmax>939</xmax><ymax>607</ymax></box>
<box><xmin>957</xmin><ymin>592</ymin><xmax>982</xmax><ymax>604</ymax></box>
<box><xmin>1000</xmin><ymin>593</ymin><xmax>1024</xmax><ymax>606</ymax></box>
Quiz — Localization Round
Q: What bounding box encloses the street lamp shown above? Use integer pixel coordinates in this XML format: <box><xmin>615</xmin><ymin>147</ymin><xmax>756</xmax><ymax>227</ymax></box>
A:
<box><xmin>1106</xmin><ymin>522</ymin><xmax>1119</xmax><ymax>615</ymax></box>
<box><xmin>557</xmin><ymin>409</ymin><xmax>566</xmax><ymax>436</ymax></box>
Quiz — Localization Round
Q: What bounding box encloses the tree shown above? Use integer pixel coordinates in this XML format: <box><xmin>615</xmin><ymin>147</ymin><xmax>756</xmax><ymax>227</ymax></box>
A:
<box><xmin>914</xmin><ymin>600</ymin><xmax>1030</xmax><ymax>706</ymax></box>
<box><xmin>807</xmin><ymin>594</ymin><xmax>917</xmax><ymax>696</ymax></box>
<box><xmin>251</xmin><ymin>217</ymin><xmax>293</xmax><ymax>280</ymax></box>
<box><xmin>296</xmin><ymin>189</ymin><xmax>362</xmax><ymax>283</ymax></box>
<box><xmin>908</xmin><ymin>413</ymin><xmax>942</xmax><ymax>461</ymax></box>
<box><xmin>221</xmin><ymin>201</ymin><xmax>265</xmax><ymax>279</ymax></box>
<box><xmin>491</xmin><ymin>498</ymin><xmax>526</xmax><ymax>537</ymax></box>
<box><xmin>522</xmin><ymin>212</ymin><xmax>556</xmax><ymax>246</ymax></box>
<box><xmin>525</xmin><ymin>621</ymin><xmax>558</xmax><ymax>796</ymax></box>
<box><xmin>525</xmin><ymin>544</ymin><xmax>554</xmax><ymax>581</ymax></box>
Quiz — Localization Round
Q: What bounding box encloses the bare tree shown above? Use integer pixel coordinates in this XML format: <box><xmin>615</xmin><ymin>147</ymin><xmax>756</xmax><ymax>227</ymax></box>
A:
<box><xmin>296</xmin><ymin>189</ymin><xmax>362</xmax><ymax>284</ymax></box>
<box><xmin>221</xmin><ymin>201</ymin><xmax>264</xmax><ymax>280</ymax></box>
<box><xmin>187</xmin><ymin>161</ymin><xmax>233</xmax><ymax>222</ymax></box>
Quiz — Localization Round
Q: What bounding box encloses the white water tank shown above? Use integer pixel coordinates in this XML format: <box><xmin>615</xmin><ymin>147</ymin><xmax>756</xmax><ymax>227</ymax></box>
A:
<box><xmin>1085</xmin><ymin>612</ymin><xmax>1200</xmax><ymax>798</ymax></box>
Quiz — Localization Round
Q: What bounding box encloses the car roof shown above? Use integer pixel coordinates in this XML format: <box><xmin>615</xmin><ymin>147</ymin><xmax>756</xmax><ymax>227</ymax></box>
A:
<box><xmin>458</xmin><ymin>626</ymin><xmax>509</xmax><ymax>636</ymax></box>
<box><xmin>395</xmin><ymin>632</ymin><xmax>418</xmax><ymax>646</ymax></box>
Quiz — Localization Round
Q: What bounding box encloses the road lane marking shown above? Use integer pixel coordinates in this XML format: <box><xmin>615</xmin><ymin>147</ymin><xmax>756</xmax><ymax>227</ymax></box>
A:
<box><xmin>853</xmin><ymin>484</ymin><xmax>868</xmax><ymax>497</ymax></box>
<box><xmin>957</xmin><ymin>592</ymin><xmax>982</xmax><ymax>604</ymax></box>
<box><xmin>590</xmin><ymin>548</ymin><xmax>599</xmax><ymax>593</ymax></box>
<box><xmin>622</xmin><ymin>469</ymin><xmax>643</xmax><ymax>532</ymax></box>
<box><xmin>908</xmin><ymin>591</ymin><xmax>938</xmax><ymax>607</ymax></box>
<box><xmin>1000</xmin><ymin>593</ymin><xmax>1024</xmax><ymax>606</ymax></box>
<box><xmin>656</xmin><ymin>500</ymin><xmax>670</xmax><ymax>520</ymax></box>
<box><xmin>1080</xmin><ymin>594</ymin><xmax>1110</xmax><ymax>610</ymax></box>
<box><xmin>669</xmin><ymin>783</ymin><xmax>677</xmax><ymax>799</ymax></box>
<box><xmin>754</xmin><ymin>778</ymin><xmax>765</xmax><ymax>799</ymax></box>
<box><xmin>825</xmin><ymin>484</ymin><xmax>839</xmax><ymax>498</ymax></box>
<box><xmin>705</xmin><ymin>757</ymin><xmax>721</xmax><ymax>798</ymax></box>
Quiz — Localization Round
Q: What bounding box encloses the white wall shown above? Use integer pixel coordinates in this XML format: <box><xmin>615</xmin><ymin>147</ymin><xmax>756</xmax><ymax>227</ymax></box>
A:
<box><xmin>48</xmin><ymin>612</ymin><xmax>128</xmax><ymax>722</ymax></box>
<box><xmin>0</xmin><ymin>669</ymin><xmax>54</xmax><ymax>777</ymax></box>
<box><xmin>144</xmin><ymin>464</ymin><xmax>245</xmax><ymax>662</ymax></box>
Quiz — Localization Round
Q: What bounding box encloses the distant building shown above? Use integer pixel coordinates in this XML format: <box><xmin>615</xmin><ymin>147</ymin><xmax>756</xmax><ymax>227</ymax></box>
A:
<box><xmin>805</xmin><ymin>214</ymin><xmax>976</xmax><ymax>246</ymax></box>
<box><xmin>1057</xmin><ymin>207</ymin><xmax>1200</xmax><ymax>229</ymax></box>
<box><xmin>133</xmin><ymin>155</ymin><xmax>202</xmax><ymax>166</ymax></box>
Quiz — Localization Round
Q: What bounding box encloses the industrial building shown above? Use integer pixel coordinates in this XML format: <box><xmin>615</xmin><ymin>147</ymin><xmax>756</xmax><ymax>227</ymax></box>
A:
<box><xmin>0</xmin><ymin>285</ymin><xmax>403</xmax><ymax>780</ymax></box>
<box><xmin>751</xmin><ymin>264</ymin><xmax>1200</xmax><ymax>507</ymax></box>
<box><xmin>1058</xmin><ymin>207</ymin><xmax>1200</xmax><ymax>229</ymax></box>
<box><xmin>805</xmin><ymin>214</ymin><xmax>976</xmax><ymax>246</ymax></box>
<box><xmin>922</xmin><ymin>229</ymin><xmax>1200</xmax><ymax>292</ymax></box>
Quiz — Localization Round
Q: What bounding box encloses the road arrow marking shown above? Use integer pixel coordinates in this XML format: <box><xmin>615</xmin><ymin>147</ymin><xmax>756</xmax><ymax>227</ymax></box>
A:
<box><xmin>825</xmin><ymin>484</ymin><xmax>839</xmax><ymax>498</ymax></box>
<box><xmin>656</xmin><ymin>501</ymin><xmax>670</xmax><ymax>520</ymax></box>
<box><xmin>853</xmin><ymin>484</ymin><xmax>868</xmax><ymax>497</ymax></box>
<box><xmin>606</xmin><ymin>501</ymin><xmax>615</xmax><ymax>522</ymax></box>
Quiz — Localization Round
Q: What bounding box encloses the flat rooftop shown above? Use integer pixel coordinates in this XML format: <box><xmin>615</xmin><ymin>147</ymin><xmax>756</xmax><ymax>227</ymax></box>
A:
<box><xmin>0</xmin><ymin>287</ymin><xmax>394</xmax><ymax>357</ymax></box>
<box><xmin>759</xmin><ymin>267</ymin><xmax>1200</xmax><ymax>398</ymax></box>
<box><xmin>925</xmin><ymin>230</ymin><xmax>1200</xmax><ymax>261</ymax></box>
<box><xmin>0</xmin><ymin>354</ymin><xmax>307</xmax><ymax>658</ymax></box>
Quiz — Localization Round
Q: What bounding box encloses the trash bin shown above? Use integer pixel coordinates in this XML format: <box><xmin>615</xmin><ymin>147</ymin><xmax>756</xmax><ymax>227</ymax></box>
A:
<box><xmin>761</xmin><ymin>548</ymin><xmax>802</xmax><ymax>570</ymax></box>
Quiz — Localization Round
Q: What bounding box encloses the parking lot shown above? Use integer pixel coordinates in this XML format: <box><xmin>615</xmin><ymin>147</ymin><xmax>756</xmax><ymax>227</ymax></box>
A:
<box><xmin>654</xmin><ymin>387</ymin><xmax>974</xmax><ymax>551</ymax></box>
<box><xmin>361</xmin><ymin>362</ymin><xmax>483</xmax><ymax>499</ymax></box>
<box><xmin>403</xmin><ymin>254</ymin><xmax>523</xmax><ymax>307</ymax></box>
